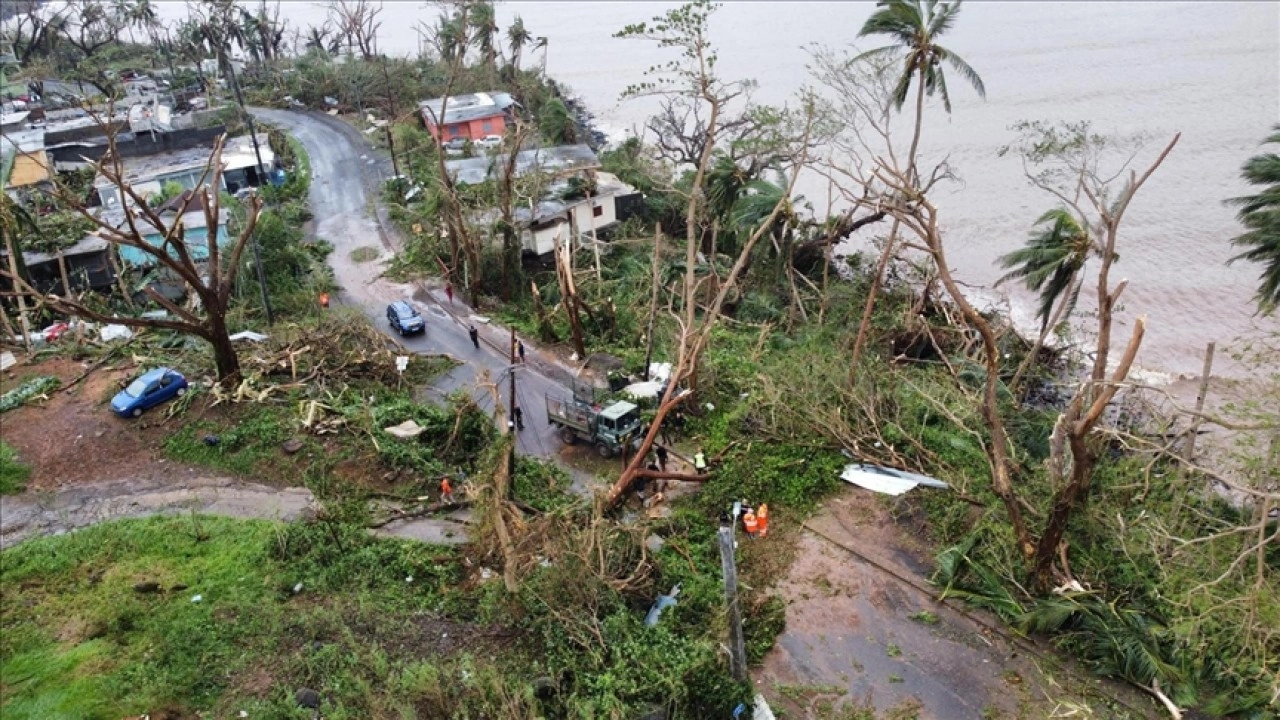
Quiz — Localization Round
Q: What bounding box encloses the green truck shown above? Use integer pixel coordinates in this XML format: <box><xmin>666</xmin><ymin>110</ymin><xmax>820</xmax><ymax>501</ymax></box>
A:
<box><xmin>545</xmin><ymin>390</ymin><xmax>644</xmax><ymax>458</ymax></box>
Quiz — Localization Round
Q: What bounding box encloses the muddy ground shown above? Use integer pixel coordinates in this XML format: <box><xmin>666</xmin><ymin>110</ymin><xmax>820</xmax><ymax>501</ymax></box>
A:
<box><xmin>755</xmin><ymin>487</ymin><xmax>1157</xmax><ymax>719</ymax></box>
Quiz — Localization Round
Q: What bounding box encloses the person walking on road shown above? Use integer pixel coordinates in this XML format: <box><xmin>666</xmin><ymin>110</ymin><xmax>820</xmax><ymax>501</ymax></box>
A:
<box><xmin>513</xmin><ymin>405</ymin><xmax>525</xmax><ymax>431</ymax></box>
<box><xmin>517</xmin><ymin>340</ymin><xmax>527</xmax><ymax>364</ymax></box>
<box><xmin>468</xmin><ymin>325</ymin><xmax>480</xmax><ymax>349</ymax></box>
<box><xmin>656</xmin><ymin>445</ymin><xmax>669</xmax><ymax>472</ymax></box>
<box><xmin>445</xmin><ymin>283</ymin><xmax>454</xmax><ymax>305</ymax></box>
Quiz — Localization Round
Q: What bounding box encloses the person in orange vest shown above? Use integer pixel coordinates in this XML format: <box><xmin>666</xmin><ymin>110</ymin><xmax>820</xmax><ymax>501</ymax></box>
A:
<box><xmin>742</xmin><ymin>508</ymin><xmax>759</xmax><ymax>537</ymax></box>
<box><xmin>756</xmin><ymin>504</ymin><xmax>769</xmax><ymax>538</ymax></box>
<box><xmin>319</xmin><ymin>291</ymin><xmax>330</xmax><ymax>309</ymax></box>
<box><xmin>440</xmin><ymin>476</ymin><xmax>454</xmax><ymax>504</ymax></box>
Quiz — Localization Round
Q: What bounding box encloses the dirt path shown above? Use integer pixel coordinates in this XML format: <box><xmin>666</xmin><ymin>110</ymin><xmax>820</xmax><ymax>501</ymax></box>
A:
<box><xmin>755</xmin><ymin>487</ymin><xmax>1157</xmax><ymax>719</ymax></box>
<box><xmin>0</xmin><ymin>475</ymin><xmax>316</xmax><ymax>549</ymax></box>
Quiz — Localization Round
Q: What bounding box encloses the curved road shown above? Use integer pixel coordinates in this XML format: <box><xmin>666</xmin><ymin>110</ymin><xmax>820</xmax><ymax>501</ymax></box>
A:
<box><xmin>252</xmin><ymin>108</ymin><xmax>572</xmax><ymax>460</ymax></box>
<box><xmin>0</xmin><ymin>111</ymin><xmax>581</xmax><ymax>549</ymax></box>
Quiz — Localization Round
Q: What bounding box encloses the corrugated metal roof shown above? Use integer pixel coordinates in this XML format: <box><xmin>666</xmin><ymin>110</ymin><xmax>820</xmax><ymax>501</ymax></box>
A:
<box><xmin>418</xmin><ymin>91</ymin><xmax>515</xmax><ymax>126</ymax></box>
<box><xmin>444</xmin><ymin>144</ymin><xmax>599</xmax><ymax>186</ymax></box>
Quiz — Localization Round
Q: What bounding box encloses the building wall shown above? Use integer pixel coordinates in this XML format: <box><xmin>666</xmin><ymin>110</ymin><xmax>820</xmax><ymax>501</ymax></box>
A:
<box><xmin>568</xmin><ymin>195</ymin><xmax>617</xmax><ymax>238</ymax></box>
<box><xmin>427</xmin><ymin>113</ymin><xmax>506</xmax><ymax>141</ymax></box>
<box><xmin>521</xmin><ymin>220</ymin><xmax>568</xmax><ymax>256</ymax></box>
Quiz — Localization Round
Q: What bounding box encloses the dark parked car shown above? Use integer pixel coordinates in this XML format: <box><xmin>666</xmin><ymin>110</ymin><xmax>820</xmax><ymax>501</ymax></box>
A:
<box><xmin>111</xmin><ymin>367</ymin><xmax>189</xmax><ymax>418</ymax></box>
<box><xmin>387</xmin><ymin>301</ymin><xmax>425</xmax><ymax>336</ymax></box>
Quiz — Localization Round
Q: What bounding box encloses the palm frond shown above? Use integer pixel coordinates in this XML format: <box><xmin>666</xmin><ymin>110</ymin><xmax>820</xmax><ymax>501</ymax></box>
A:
<box><xmin>858</xmin><ymin>0</ymin><xmax>924</xmax><ymax>45</ymax></box>
<box><xmin>1226</xmin><ymin>125</ymin><xmax>1280</xmax><ymax>313</ymax></box>
<box><xmin>938</xmin><ymin>44</ymin><xmax>986</xmax><ymax>99</ymax></box>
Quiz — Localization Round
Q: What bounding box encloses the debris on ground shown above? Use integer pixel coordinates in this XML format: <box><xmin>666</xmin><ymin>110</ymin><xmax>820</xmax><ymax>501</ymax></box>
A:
<box><xmin>644</xmin><ymin>583</ymin><xmax>681</xmax><ymax>627</ymax></box>
<box><xmin>229</xmin><ymin>331</ymin><xmax>270</xmax><ymax>343</ymax></box>
<box><xmin>0</xmin><ymin>351</ymin><xmax>15</xmax><ymax>371</ymax></box>
<box><xmin>840</xmin><ymin>463</ymin><xmax>949</xmax><ymax>496</ymax></box>
<box><xmin>99</xmin><ymin>324</ymin><xmax>134</xmax><ymax>342</ymax></box>
<box><xmin>385</xmin><ymin>420</ymin><xmax>426</xmax><ymax>439</ymax></box>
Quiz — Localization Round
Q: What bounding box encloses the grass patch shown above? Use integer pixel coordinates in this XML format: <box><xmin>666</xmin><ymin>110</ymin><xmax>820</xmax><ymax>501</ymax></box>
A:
<box><xmin>0</xmin><ymin>441</ymin><xmax>31</xmax><ymax>495</ymax></box>
<box><xmin>0</xmin><ymin>516</ymin><xmax>498</xmax><ymax>719</ymax></box>
<box><xmin>349</xmin><ymin>246</ymin><xmax>380</xmax><ymax>263</ymax></box>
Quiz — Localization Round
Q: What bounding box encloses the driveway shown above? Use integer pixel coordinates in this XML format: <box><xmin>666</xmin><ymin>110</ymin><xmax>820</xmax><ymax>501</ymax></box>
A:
<box><xmin>252</xmin><ymin>109</ymin><xmax>576</xmax><ymax>461</ymax></box>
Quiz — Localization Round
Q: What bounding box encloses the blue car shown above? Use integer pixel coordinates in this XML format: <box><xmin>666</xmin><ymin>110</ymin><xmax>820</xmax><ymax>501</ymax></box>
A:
<box><xmin>111</xmin><ymin>367</ymin><xmax>189</xmax><ymax>418</ymax></box>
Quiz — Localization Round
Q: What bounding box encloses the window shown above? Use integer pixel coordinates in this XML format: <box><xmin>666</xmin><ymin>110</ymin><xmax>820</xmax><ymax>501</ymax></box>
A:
<box><xmin>593</xmin><ymin>205</ymin><xmax>604</xmax><ymax>218</ymax></box>
<box><xmin>449</xmin><ymin>125</ymin><xmax>462</xmax><ymax>137</ymax></box>
<box><xmin>482</xmin><ymin>120</ymin><xmax>493</xmax><ymax>133</ymax></box>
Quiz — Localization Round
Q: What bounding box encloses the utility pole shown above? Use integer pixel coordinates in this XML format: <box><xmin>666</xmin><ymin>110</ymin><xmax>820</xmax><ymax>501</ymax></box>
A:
<box><xmin>718</xmin><ymin>521</ymin><xmax>748</xmax><ymax>682</ymax></box>
<box><xmin>225</xmin><ymin>56</ymin><xmax>275</xmax><ymax>326</ymax></box>
<box><xmin>380</xmin><ymin>57</ymin><xmax>401</xmax><ymax>179</ymax></box>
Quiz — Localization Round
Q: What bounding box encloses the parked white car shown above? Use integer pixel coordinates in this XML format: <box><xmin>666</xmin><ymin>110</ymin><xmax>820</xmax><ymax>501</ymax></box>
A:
<box><xmin>476</xmin><ymin>134</ymin><xmax>504</xmax><ymax>150</ymax></box>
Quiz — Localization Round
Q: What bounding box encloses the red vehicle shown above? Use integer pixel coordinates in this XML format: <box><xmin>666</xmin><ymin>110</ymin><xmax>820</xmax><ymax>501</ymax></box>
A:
<box><xmin>43</xmin><ymin>323</ymin><xmax>70</xmax><ymax>342</ymax></box>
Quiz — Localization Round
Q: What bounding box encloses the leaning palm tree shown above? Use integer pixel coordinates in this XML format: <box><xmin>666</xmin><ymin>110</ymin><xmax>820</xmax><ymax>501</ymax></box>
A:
<box><xmin>507</xmin><ymin>15</ymin><xmax>530</xmax><ymax>73</ymax></box>
<box><xmin>996</xmin><ymin>209</ymin><xmax>1091</xmax><ymax>389</ymax></box>
<box><xmin>850</xmin><ymin>0</ymin><xmax>986</xmax><ymax>369</ymax></box>
<box><xmin>1226</xmin><ymin>124</ymin><xmax>1280</xmax><ymax>314</ymax></box>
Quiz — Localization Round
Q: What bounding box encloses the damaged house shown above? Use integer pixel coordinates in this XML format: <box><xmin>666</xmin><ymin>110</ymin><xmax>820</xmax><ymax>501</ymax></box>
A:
<box><xmin>444</xmin><ymin>144</ymin><xmax>644</xmax><ymax>257</ymax></box>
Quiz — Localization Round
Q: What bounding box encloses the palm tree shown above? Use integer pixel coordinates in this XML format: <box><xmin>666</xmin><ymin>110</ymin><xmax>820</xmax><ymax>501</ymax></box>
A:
<box><xmin>507</xmin><ymin>15</ymin><xmax>530</xmax><ymax>73</ymax></box>
<box><xmin>996</xmin><ymin>208</ymin><xmax>1091</xmax><ymax>389</ymax></box>
<box><xmin>857</xmin><ymin>0</ymin><xmax>985</xmax><ymax>170</ymax></box>
<box><xmin>1226</xmin><ymin>125</ymin><xmax>1280</xmax><ymax>314</ymax></box>
<box><xmin>468</xmin><ymin>1</ymin><xmax>499</xmax><ymax>73</ymax></box>
<box><xmin>849</xmin><ymin>0</ymin><xmax>985</xmax><ymax>371</ymax></box>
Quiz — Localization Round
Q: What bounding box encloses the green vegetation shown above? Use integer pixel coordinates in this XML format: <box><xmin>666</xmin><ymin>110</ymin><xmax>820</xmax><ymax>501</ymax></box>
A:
<box><xmin>0</xmin><ymin>441</ymin><xmax>31</xmax><ymax>495</ymax></box>
<box><xmin>0</xmin><ymin>376</ymin><xmax>60</xmax><ymax>414</ymax></box>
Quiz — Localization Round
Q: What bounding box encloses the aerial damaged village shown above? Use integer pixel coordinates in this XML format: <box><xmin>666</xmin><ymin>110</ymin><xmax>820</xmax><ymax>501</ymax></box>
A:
<box><xmin>0</xmin><ymin>2</ymin><xmax>1277</xmax><ymax>719</ymax></box>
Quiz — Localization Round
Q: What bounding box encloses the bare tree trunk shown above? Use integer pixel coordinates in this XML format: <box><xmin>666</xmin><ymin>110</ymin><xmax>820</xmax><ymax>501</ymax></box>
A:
<box><xmin>849</xmin><ymin>218</ymin><xmax>900</xmax><ymax>377</ymax></box>
<box><xmin>553</xmin><ymin>237</ymin><xmax>586</xmax><ymax>358</ymax></box>
<box><xmin>1032</xmin><ymin>318</ymin><xmax>1146</xmax><ymax>583</ymax></box>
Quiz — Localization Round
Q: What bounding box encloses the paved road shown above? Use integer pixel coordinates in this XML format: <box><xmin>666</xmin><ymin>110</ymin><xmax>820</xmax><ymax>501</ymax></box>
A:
<box><xmin>252</xmin><ymin>109</ymin><xmax>573</xmax><ymax>461</ymax></box>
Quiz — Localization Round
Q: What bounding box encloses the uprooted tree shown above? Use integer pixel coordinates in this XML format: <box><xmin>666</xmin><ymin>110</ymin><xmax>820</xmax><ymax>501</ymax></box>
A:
<box><xmin>2</xmin><ymin>134</ymin><xmax>262</xmax><ymax>384</ymax></box>
<box><xmin>604</xmin><ymin>0</ymin><xmax>817</xmax><ymax>508</ymax></box>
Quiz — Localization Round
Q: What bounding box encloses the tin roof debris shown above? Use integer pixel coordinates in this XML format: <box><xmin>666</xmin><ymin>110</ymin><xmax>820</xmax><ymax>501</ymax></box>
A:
<box><xmin>840</xmin><ymin>463</ymin><xmax>949</xmax><ymax>496</ymax></box>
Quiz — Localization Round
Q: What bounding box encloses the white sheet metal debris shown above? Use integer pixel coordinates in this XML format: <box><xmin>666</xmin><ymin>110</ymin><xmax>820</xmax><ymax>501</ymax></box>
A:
<box><xmin>648</xmin><ymin>362</ymin><xmax>672</xmax><ymax>384</ymax></box>
<box><xmin>229</xmin><ymin>331</ymin><xmax>269</xmax><ymax>343</ymax></box>
<box><xmin>0</xmin><ymin>351</ymin><xmax>15</xmax><ymax>371</ymax></box>
<box><xmin>384</xmin><ymin>420</ymin><xmax>426</xmax><ymax>439</ymax></box>
<box><xmin>99</xmin><ymin>324</ymin><xmax>134</xmax><ymax>342</ymax></box>
<box><xmin>840</xmin><ymin>463</ymin><xmax>949</xmax><ymax>496</ymax></box>
<box><xmin>621</xmin><ymin>380</ymin><xmax>664</xmax><ymax>400</ymax></box>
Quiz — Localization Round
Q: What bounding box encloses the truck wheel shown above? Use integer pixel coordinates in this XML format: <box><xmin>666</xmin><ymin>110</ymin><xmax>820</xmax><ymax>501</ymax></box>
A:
<box><xmin>595</xmin><ymin>442</ymin><xmax>612</xmax><ymax>459</ymax></box>
<box><xmin>559</xmin><ymin>427</ymin><xmax>578</xmax><ymax>445</ymax></box>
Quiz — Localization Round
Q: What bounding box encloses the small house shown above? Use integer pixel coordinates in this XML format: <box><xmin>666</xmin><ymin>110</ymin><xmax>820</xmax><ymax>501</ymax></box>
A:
<box><xmin>444</xmin><ymin>146</ymin><xmax>643</xmax><ymax>256</ymax></box>
<box><xmin>92</xmin><ymin>133</ymin><xmax>275</xmax><ymax>208</ymax></box>
<box><xmin>418</xmin><ymin>92</ymin><xmax>517</xmax><ymax>142</ymax></box>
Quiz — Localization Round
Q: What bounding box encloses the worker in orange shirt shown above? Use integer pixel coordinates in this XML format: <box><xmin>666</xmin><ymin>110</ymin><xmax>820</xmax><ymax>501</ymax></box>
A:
<box><xmin>319</xmin><ymin>291</ymin><xmax>330</xmax><ymax>309</ymax></box>
<box><xmin>742</xmin><ymin>508</ymin><xmax>759</xmax><ymax>537</ymax></box>
<box><xmin>757</xmin><ymin>504</ymin><xmax>769</xmax><ymax>538</ymax></box>
<box><xmin>440</xmin><ymin>476</ymin><xmax>454</xmax><ymax>504</ymax></box>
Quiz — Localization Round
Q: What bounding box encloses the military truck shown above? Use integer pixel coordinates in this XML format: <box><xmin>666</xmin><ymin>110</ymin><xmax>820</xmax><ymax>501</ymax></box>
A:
<box><xmin>545</xmin><ymin>391</ymin><xmax>644</xmax><ymax>458</ymax></box>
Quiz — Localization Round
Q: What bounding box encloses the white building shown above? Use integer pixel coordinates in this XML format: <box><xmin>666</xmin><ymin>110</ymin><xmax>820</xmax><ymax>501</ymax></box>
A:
<box><xmin>93</xmin><ymin>133</ymin><xmax>275</xmax><ymax>208</ymax></box>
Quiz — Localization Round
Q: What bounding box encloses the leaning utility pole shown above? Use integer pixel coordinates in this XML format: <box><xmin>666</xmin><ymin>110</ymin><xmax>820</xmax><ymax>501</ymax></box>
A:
<box><xmin>225</xmin><ymin>56</ymin><xmax>275</xmax><ymax>326</ymax></box>
<box><xmin>718</xmin><ymin>520</ymin><xmax>748</xmax><ymax>682</ymax></box>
